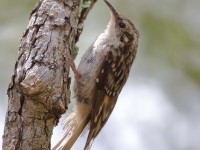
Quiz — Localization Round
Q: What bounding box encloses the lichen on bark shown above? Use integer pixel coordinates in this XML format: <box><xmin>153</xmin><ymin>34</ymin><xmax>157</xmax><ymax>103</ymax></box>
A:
<box><xmin>2</xmin><ymin>0</ymin><xmax>97</xmax><ymax>149</ymax></box>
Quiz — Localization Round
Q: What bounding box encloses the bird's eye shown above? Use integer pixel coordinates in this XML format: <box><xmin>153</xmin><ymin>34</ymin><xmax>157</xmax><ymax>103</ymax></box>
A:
<box><xmin>118</xmin><ymin>21</ymin><xmax>126</xmax><ymax>28</ymax></box>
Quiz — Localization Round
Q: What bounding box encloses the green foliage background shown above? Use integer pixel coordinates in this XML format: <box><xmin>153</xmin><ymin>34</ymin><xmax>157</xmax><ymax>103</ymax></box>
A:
<box><xmin>0</xmin><ymin>0</ymin><xmax>199</xmax><ymax>150</ymax></box>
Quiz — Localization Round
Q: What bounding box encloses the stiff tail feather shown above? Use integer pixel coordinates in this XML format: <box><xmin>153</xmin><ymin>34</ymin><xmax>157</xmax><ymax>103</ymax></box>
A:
<box><xmin>52</xmin><ymin>102</ymin><xmax>92</xmax><ymax>150</ymax></box>
<box><xmin>84</xmin><ymin>137</ymin><xmax>94</xmax><ymax>150</ymax></box>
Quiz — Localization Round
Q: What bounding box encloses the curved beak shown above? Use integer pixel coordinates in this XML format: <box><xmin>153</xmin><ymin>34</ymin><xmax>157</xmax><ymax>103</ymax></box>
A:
<box><xmin>104</xmin><ymin>0</ymin><xmax>119</xmax><ymax>19</ymax></box>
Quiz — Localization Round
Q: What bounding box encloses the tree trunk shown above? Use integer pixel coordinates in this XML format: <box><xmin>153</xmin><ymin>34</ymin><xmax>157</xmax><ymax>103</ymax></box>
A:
<box><xmin>2</xmin><ymin>0</ymin><xmax>97</xmax><ymax>149</ymax></box>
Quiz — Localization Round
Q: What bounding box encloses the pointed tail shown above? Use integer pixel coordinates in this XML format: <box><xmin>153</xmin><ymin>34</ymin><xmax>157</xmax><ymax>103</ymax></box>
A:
<box><xmin>52</xmin><ymin>102</ymin><xmax>92</xmax><ymax>150</ymax></box>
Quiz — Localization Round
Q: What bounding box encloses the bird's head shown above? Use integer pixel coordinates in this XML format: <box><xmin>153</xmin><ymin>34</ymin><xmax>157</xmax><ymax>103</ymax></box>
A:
<box><xmin>104</xmin><ymin>0</ymin><xmax>139</xmax><ymax>46</ymax></box>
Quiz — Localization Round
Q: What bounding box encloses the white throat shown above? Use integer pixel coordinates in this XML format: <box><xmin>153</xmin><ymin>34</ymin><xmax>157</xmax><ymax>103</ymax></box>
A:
<box><xmin>93</xmin><ymin>20</ymin><xmax>121</xmax><ymax>51</ymax></box>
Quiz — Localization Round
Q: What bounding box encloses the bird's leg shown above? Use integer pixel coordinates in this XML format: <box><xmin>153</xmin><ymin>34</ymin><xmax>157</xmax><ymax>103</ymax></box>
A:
<box><xmin>66</xmin><ymin>56</ymin><xmax>81</xmax><ymax>81</ymax></box>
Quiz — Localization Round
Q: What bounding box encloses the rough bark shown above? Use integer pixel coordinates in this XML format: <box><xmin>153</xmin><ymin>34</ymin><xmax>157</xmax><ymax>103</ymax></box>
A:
<box><xmin>2</xmin><ymin>0</ymin><xmax>97</xmax><ymax>149</ymax></box>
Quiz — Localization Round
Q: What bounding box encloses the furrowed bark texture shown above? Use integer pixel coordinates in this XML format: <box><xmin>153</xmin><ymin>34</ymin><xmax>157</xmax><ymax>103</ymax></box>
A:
<box><xmin>3</xmin><ymin>0</ymin><xmax>97</xmax><ymax>149</ymax></box>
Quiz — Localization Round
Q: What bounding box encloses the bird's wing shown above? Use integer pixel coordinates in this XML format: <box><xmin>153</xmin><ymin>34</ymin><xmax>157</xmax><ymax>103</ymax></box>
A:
<box><xmin>84</xmin><ymin>50</ymin><xmax>129</xmax><ymax>150</ymax></box>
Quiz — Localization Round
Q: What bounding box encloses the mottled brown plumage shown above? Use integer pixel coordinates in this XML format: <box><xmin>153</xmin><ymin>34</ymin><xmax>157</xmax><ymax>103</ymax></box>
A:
<box><xmin>52</xmin><ymin>0</ymin><xmax>139</xmax><ymax>150</ymax></box>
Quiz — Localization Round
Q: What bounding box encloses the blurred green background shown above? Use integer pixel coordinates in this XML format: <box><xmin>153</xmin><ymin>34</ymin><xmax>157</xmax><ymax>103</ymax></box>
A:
<box><xmin>0</xmin><ymin>0</ymin><xmax>200</xmax><ymax>150</ymax></box>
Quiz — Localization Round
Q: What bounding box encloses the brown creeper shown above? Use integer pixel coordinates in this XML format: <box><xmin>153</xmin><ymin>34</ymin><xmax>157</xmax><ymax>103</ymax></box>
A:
<box><xmin>52</xmin><ymin>0</ymin><xmax>139</xmax><ymax>150</ymax></box>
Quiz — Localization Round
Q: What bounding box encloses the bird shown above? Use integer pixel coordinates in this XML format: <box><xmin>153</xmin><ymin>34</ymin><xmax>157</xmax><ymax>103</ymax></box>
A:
<box><xmin>52</xmin><ymin>0</ymin><xmax>139</xmax><ymax>149</ymax></box>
